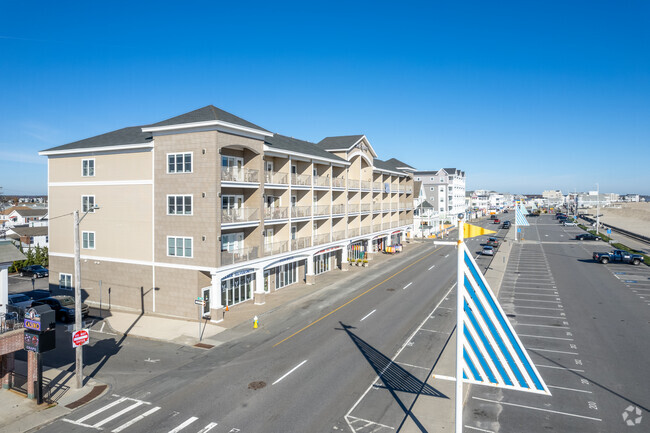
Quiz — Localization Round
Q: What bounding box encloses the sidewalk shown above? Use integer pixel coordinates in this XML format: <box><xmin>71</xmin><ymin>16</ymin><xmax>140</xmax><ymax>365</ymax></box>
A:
<box><xmin>401</xmin><ymin>226</ymin><xmax>515</xmax><ymax>432</ymax></box>
<box><xmin>0</xmin><ymin>360</ymin><xmax>109</xmax><ymax>433</ymax></box>
<box><xmin>98</xmin><ymin>239</ymin><xmax>433</xmax><ymax>347</ymax></box>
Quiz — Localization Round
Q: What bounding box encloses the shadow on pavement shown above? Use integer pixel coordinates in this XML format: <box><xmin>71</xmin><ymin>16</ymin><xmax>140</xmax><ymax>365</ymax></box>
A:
<box><xmin>338</xmin><ymin>322</ymin><xmax>448</xmax><ymax>433</ymax></box>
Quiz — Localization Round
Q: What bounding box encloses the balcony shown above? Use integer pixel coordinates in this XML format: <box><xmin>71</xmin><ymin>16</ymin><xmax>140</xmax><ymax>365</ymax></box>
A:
<box><xmin>291</xmin><ymin>236</ymin><xmax>311</xmax><ymax>250</ymax></box>
<box><xmin>291</xmin><ymin>206</ymin><xmax>312</xmax><ymax>218</ymax></box>
<box><xmin>382</xmin><ymin>223</ymin><xmax>390</xmax><ymax>230</ymax></box>
<box><xmin>221</xmin><ymin>208</ymin><xmax>259</xmax><ymax>224</ymax></box>
<box><xmin>406</xmin><ymin>187</ymin><xmax>413</xmax><ymax>194</ymax></box>
<box><xmin>348</xmin><ymin>203</ymin><xmax>360</xmax><ymax>213</ymax></box>
<box><xmin>332</xmin><ymin>230</ymin><xmax>346</xmax><ymax>241</ymax></box>
<box><xmin>291</xmin><ymin>173</ymin><xmax>311</xmax><ymax>186</ymax></box>
<box><xmin>360</xmin><ymin>203</ymin><xmax>371</xmax><ymax>212</ymax></box>
<box><xmin>313</xmin><ymin>205</ymin><xmax>330</xmax><ymax>216</ymax></box>
<box><xmin>360</xmin><ymin>226</ymin><xmax>371</xmax><ymax>235</ymax></box>
<box><xmin>264</xmin><ymin>240</ymin><xmax>289</xmax><ymax>256</ymax></box>
<box><xmin>264</xmin><ymin>171</ymin><xmax>288</xmax><ymax>185</ymax></box>
<box><xmin>348</xmin><ymin>179</ymin><xmax>360</xmax><ymax>189</ymax></box>
<box><xmin>313</xmin><ymin>175</ymin><xmax>330</xmax><ymax>187</ymax></box>
<box><xmin>348</xmin><ymin>227</ymin><xmax>360</xmax><ymax>237</ymax></box>
<box><xmin>360</xmin><ymin>180</ymin><xmax>371</xmax><ymax>190</ymax></box>
<box><xmin>222</xmin><ymin>167</ymin><xmax>259</xmax><ymax>183</ymax></box>
<box><xmin>221</xmin><ymin>246</ymin><xmax>259</xmax><ymax>266</ymax></box>
<box><xmin>399</xmin><ymin>187</ymin><xmax>405</xmax><ymax>193</ymax></box>
<box><xmin>314</xmin><ymin>233</ymin><xmax>330</xmax><ymax>245</ymax></box>
<box><xmin>332</xmin><ymin>177</ymin><xmax>345</xmax><ymax>188</ymax></box>
<box><xmin>332</xmin><ymin>204</ymin><xmax>345</xmax><ymax>215</ymax></box>
<box><xmin>372</xmin><ymin>182</ymin><xmax>382</xmax><ymax>191</ymax></box>
<box><xmin>264</xmin><ymin>206</ymin><xmax>288</xmax><ymax>220</ymax></box>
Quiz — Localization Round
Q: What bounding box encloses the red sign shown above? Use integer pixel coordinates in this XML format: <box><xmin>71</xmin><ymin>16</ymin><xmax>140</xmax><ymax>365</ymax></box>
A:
<box><xmin>72</xmin><ymin>329</ymin><xmax>89</xmax><ymax>348</ymax></box>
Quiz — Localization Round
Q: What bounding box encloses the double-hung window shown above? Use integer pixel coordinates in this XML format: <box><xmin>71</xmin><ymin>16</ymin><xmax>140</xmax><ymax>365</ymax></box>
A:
<box><xmin>168</xmin><ymin>195</ymin><xmax>192</xmax><ymax>215</ymax></box>
<box><xmin>82</xmin><ymin>195</ymin><xmax>95</xmax><ymax>213</ymax></box>
<box><xmin>82</xmin><ymin>159</ymin><xmax>95</xmax><ymax>177</ymax></box>
<box><xmin>59</xmin><ymin>273</ymin><xmax>72</xmax><ymax>290</ymax></box>
<box><xmin>82</xmin><ymin>231</ymin><xmax>95</xmax><ymax>249</ymax></box>
<box><xmin>167</xmin><ymin>153</ymin><xmax>192</xmax><ymax>173</ymax></box>
<box><xmin>167</xmin><ymin>236</ymin><xmax>192</xmax><ymax>258</ymax></box>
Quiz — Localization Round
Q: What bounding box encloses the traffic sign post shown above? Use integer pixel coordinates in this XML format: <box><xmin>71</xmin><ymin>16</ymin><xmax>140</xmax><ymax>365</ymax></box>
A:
<box><xmin>195</xmin><ymin>297</ymin><xmax>205</xmax><ymax>342</ymax></box>
<box><xmin>72</xmin><ymin>329</ymin><xmax>90</xmax><ymax>348</ymax></box>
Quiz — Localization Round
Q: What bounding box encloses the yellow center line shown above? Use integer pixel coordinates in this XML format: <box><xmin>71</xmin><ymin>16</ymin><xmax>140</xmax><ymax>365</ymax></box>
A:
<box><xmin>272</xmin><ymin>245</ymin><xmax>444</xmax><ymax>347</ymax></box>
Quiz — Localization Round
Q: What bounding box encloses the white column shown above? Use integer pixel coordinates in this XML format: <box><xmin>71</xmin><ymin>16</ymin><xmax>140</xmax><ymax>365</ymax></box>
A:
<box><xmin>0</xmin><ymin>266</ymin><xmax>8</xmax><ymax>316</ymax></box>
<box><xmin>211</xmin><ymin>272</ymin><xmax>223</xmax><ymax>309</ymax></box>
<box><xmin>254</xmin><ymin>267</ymin><xmax>265</xmax><ymax>305</ymax></box>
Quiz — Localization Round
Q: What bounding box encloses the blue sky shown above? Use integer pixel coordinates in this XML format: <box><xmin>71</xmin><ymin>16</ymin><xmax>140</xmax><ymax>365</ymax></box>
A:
<box><xmin>1</xmin><ymin>1</ymin><xmax>648</xmax><ymax>196</ymax></box>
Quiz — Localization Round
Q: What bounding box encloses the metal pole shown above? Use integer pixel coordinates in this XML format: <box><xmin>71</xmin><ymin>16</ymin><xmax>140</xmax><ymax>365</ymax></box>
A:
<box><xmin>596</xmin><ymin>183</ymin><xmax>600</xmax><ymax>235</ymax></box>
<box><xmin>99</xmin><ymin>280</ymin><xmax>102</xmax><ymax>318</ymax></box>
<box><xmin>455</xmin><ymin>213</ymin><xmax>464</xmax><ymax>433</ymax></box>
<box><xmin>198</xmin><ymin>304</ymin><xmax>202</xmax><ymax>342</ymax></box>
<box><xmin>73</xmin><ymin>210</ymin><xmax>83</xmax><ymax>389</ymax></box>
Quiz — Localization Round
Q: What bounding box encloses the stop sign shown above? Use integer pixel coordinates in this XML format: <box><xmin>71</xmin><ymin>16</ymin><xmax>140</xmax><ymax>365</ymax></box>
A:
<box><xmin>72</xmin><ymin>329</ymin><xmax>90</xmax><ymax>348</ymax></box>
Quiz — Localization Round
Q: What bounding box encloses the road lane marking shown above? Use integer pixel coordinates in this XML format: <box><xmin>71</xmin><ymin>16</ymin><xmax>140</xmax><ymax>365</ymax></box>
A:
<box><xmin>502</xmin><ymin>292</ymin><xmax>560</xmax><ymax>297</ymax></box>
<box><xmin>112</xmin><ymin>407</ymin><xmax>161</xmax><ymax>432</ymax></box>
<box><xmin>547</xmin><ymin>385</ymin><xmax>592</xmax><ymax>394</ymax></box>
<box><xmin>515</xmin><ymin>323</ymin><xmax>570</xmax><ymax>329</ymax></box>
<box><xmin>168</xmin><ymin>417</ymin><xmax>198</xmax><ymax>433</ymax></box>
<box><xmin>75</xmin><ymin>396</ymin><xmax>129</xmax><ymax>423</ymax></box>
<box><xmin>465</xmin><ymin>426</ymin><xmax>495</xmax><ymax>433</ymax></box>
<box><xmin>472</xmin><ymin>397</ymin><xmax>602</xmax><ymax>421</ymax></box>
<box><xmin>419</xmin><ymin>328</ymin><xmax>449</xmax><ymax>334</ymax></box>
<box><xmin>360</xmin><ymin>310</ymin><xmax>376</xmax><ymax>321</ymax></box>
<box><xmin>512</xmin><ymin>299</ymin><xmax>561</xmax><ymax>303</ymax></box>
<box><xmin>428</xmin><ymin>265</ymin><xmax>435</xmax><ymax>270</ymax></box>
<box><xmin>518</xmin><ymin>334</ymin><xmax>574</xmax><ymax>341</ymax></box>
<box><xmin>94</xmin><ymin>401</ymin><xmax>146</xmax><ymax>427</ymax></box>
<box><xmin>396</xmin><ymin>361</ymin><xmax>429</xmax><ymax>370</ymax></box>
<box><xmin>272</xmin><ymin>360</ymin><xmax>307</xmax><ymax>385</ymax></box>
<box><xmin>515</xmin><ymin>306</ymin><xmax>564</xmax><ymax>310</ymax></box>
<box><xmin>511</xmin><ymin>313</ymin><xmax>564</xmax><ymax>319</ymax></box>
<box><xmin>273</xmin><ymin>246</ymin><xmax>444</xmax><ymax>347</ymax></box>
<box><xmin>403</xmin><ymin>282</ymin><xmax>413</xmax><ymax>290</ymax></box>
<box><xmin>195</xmin><ymin>423</ymin><xmax>219</xmax><ymax>433</ymax></box>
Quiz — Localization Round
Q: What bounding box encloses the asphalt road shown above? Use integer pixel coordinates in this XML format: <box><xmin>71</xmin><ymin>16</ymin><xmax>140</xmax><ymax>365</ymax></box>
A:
<box><xmin>35</xmin><ymin>230</ymin><xmax>483</xmax><ymax>433</ymax></box>
<box><xmin>464</xmin><ymin>213</ymin><xmax>650</xmax><ymax>432</ymax></box>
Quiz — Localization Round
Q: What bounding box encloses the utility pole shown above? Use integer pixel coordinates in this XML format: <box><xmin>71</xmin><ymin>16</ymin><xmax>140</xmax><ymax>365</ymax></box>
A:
<box><xmin>596</xmin><ymin>183</ymin><xmax>600</xmax><ymax>235</ymax></box>
<box><xmin>73</xmin><ymin>210</ymin><xmax>83</xmax><ymax>389</ymax></box>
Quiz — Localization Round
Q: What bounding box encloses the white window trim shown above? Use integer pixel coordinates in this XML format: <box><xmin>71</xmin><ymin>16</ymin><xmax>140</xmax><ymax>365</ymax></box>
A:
<box><xmin>81</xmin><ymin>195</ymin><xmax>96</xmax><ymax>213</ymax></box>
<box><xmin>167</xmin><ymin>194</ymin><xmax>193</xmax><ymax>216</ymax></box>
<box><xmin>166</xmin><ymin>152</ymin><xmax>193</xmax><ymax>174</ymax></box>
<box><xmin>167</xmin><ymin>236</ymin><xmax>193</xmax><ymax>258</ymax></box>
<box><xmin>82</xmin><ymin>231</ymin><xmax>96</xmax><ymax>249</ymax></box>
<box><xmin>82</xmin><ymin>158</ymin><xmax>95</xmax><ymax>177</ymax></box>
<box><xmin>59</xmin><ymin>273</ymin><xmax>72</xmax><ymax>290</ymax></box>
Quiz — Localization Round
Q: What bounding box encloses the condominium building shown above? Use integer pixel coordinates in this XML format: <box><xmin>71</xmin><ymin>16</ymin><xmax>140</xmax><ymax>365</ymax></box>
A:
<box><xmin>413</xmin><ymin>168</ymin><xmax>466</xmax><ymax>220</ymax></box>
<box><xmin>40</xmin><ymin>106</ymin><xmax>415</xmax><ymax>320</ymax></box>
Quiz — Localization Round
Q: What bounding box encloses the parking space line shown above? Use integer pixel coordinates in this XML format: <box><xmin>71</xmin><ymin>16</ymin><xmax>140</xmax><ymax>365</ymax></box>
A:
<box><xmin>465</xmin><ymin>425</ymin><xmax>495</xmax><ymax>433</ymax></box>
<box><xmin>168</xmin><ymin>417</ymin><xmax>198</xmax><ymax>433</ymax></box>
<box><xmin>518</xmin><ymin>334</ymin><xmax>574</xmax><ymax>341</ymax></box>
<box><xmin>396</xmin><ymin>361</ymin><xmax>429</xmax><ymax>371</ymax></box>
<box><xmin>547</xmin><ymin>385</ymin><xmax>592</xmax><ymax>394</ymax></box>
<box><xmin>472</xmin><ymin>397</ymin><xmax>602</xmax><ymax>421</ymax></box>
<box><xmin>515</xmin><ymin>323</ymin><xmax>570</xmax><ymax>329</ymax></box>
<box><xmin>515</xmin><ymin>306</ymin><xmax>563</xmax><ymax>310</ymax></box>
<box><xmin>112</xmin><ymin>407</ymin><xmax>161</xmax><ymax>432</ymax></box>
<box><xmin>512</xmin><ymin>299</ymin><xmax>562</xmax><ymax>303</ymax></box>
<box><xmin>419</xmin><ymin>328</ymin><xmax>449</xmax><ymax>334</ymax></box>
<box><xmin>511</xmin><ymin>313</ymin><xmax>564</xmax><ymax>319</ymax></box>
<box><xmin>504</xmin><ymin>293</ymin><xmax>560</xmax><ymax>297</ymax></box>
<box><xmin>529</xmin><ymin>347</ymin><xmax>578</xmax><ymax>355</ymax></box>
<box><xmin>536</xmin><ymin>364</ymin><xmax>584</xmax><ymax>372</ymax></box>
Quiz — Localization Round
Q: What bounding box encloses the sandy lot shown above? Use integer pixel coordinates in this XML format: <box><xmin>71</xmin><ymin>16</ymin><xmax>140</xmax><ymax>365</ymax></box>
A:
<box><xmin>593</xmin><ymin>202</ymin><xmax>650</xmax><ymax>237</ymax></box>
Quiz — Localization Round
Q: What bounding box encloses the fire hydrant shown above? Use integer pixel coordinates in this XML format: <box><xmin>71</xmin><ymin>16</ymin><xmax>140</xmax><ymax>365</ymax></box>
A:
<box><xmin>253</xmin><ymin>316</ymin><xmax>259</xmax><ymax>329</ymax></box>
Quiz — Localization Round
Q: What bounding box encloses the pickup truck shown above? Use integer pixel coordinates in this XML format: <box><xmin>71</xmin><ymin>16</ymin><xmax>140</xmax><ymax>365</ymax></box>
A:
<box><xmin>593</xmin><ymin>250</ymin><xmax>644</xmax><ymax>265</ymax></box>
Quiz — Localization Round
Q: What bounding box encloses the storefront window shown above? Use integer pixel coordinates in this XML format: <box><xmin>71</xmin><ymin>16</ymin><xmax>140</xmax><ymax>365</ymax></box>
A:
<box><xmin>221</xmin><ymin>272</ymin><xmax>255</xmax><ymax>307</ymax></box>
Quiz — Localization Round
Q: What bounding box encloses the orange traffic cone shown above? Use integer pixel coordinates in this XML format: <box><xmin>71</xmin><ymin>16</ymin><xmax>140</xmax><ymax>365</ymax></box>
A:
<box><xmin>225</xmin><ymin>304</ymin><xmax>229</xmax><ymax>312</ymax></box>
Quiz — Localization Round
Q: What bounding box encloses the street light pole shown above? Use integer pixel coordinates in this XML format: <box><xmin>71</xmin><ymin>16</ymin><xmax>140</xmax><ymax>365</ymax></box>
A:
<box><xmin>596</xmin><ymin>183</ymin><xmax>600</xmax><ymax>235</ymax></box>
<box><xmin>73</xmin><ymin>210</ymin><xmax>82</xmax><ymax>389</ymax></box>
<box><xmin>73</xmin><ymin>205</ymin><xmax>99</xmax><ymax>389</ymax></box>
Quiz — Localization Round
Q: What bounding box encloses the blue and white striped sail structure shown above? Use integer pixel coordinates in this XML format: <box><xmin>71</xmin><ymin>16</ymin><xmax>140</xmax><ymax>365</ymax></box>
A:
<box><xmin>518</xmin><ymin>203</ymin><xmax>529</xmax><ymax>215</ymax></box>
<box><xmin>515</xmin><ymin>207</ymin><xmax>530</xmax><ymax>226</ymax></box>
<box><xmin>531</xmin><ymin>202</ymin><xmax>538</xmax><ymax>211</ymax></box>
<box><xmin>459</xmin><ymin>242</ymin><xmax>549</xmax><ymax>395</ymax></box>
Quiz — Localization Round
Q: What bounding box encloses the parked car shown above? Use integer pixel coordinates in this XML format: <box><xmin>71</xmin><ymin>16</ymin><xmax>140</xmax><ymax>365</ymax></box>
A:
<box><xmin>503</xmin><ymin>210</ymin><xmax>508</xmax><ymax>213</ymax></box>
<box><xmin>502</xmin><ymin>221</ymin><xmax>511</xmax><ymax>229</ymax></box>
<box><xmin>19</xmin><ymin>265</ymin><xmax>49</xmax><ymax>278</ymax></box>
<box><xmin>576</xmin><ymin>233</ymin><xmax>599</xmax><ymax>241</ymax></box>
<box><xmin>556</xmin><ymin>213</ymin><xmax>567</xmax><ymax>219</ymax></box>
<box><xmin>31</xmin><ymin>296</ymin><xmax>89</xmax><ymax>322</ymax></box>
<box><xmin>593</xmin><ymin>250</ymin><xmax>644</xmax><ymax>265</ymax></box>
<box><xmin>563</xmin><ymin>220</ymin><xmax>577</xmax><ymax>226</ymax></box>
<box><xmin>7</xmin><ymin>293</ymin><xmax>33</xmax><ymax>309</ymax></box>
<box><xmin>493</xmin><ymin>219</ymin><xmax>500</xmax><ymax>224</ymax></box>
<box><xmin>486</xmin><ymin>237</ymin><xmax>499</xmax><ymax>247</ymax></box>
<box><xmin>24</xmin><ymin>289</ymin><xmax>52</xmax><ymax>301</ymax></box>
<box><xmin>482</xmin><ymin>246</ymin><xmax>495</xmax><ymax>256</ymax></box>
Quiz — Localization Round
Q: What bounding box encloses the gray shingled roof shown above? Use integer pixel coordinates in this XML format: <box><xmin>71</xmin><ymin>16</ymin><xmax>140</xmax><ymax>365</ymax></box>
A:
<box><xmin>265</xmin><ymin>134</ymin><xmax>348</xmax><ymax>163</ymax></box>
<box><xmin>8</xmin><ymin>226</ymin><xmax>48</xmax><ymax>237</ymax></box>
<box><xmin>0</xmin><ymin>241</ymin><xmax>26</xmax><ymax>264</ymax></box>
<box><xmin>374</xmin><ymin>158</ymin><xmax>414</xmax><ymax>174</ymax></box>
<box><xmin>42</xmin><ymin>105</ymin><xmax>269</xmax><ymax>152</ymax></box>
<box><xmin>317</xmin><ymin>135</ymin><xmax>364</xmax><ymax>150</ymax></box>
<box><xmin>150</xmin><ymin>105</ymin><xmax>270</xmax><ymax>132</ymax></box>
<box><xmin>385</xmin><ymin>158</ymin><xmax>415</xmax><ymax>170</ymax></box>
<box><xmin>13</xmin><ymin>209</ymin><xmax>47</xmax><ymax>218</ymax></box>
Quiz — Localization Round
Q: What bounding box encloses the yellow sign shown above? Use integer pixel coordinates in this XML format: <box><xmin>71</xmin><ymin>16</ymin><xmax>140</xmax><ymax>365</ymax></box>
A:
<box><xmin>463</xmin><ymin>223</ymin><xmax>496</xmax><ymax>239</ymax></box>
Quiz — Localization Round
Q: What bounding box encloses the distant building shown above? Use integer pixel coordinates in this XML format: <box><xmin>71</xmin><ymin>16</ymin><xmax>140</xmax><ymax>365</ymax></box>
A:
<box><xmin>413</xmin><ymin>168</ymin><xmax>466</xmax><ymax>220</ymax></box>
<box><xmin>542</xmin><ymin>190</ymin><xmax>563</xmax><ymax>205</ymax></box>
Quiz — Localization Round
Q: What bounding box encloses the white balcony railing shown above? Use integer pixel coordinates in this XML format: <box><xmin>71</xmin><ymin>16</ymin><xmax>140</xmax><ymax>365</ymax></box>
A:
<box><xmin>360</xmin><ymin>180</ymin><xmax>371</xmax><ymax>190</ymax></box>
<box><xmin>221</xmin><ymin>246</ymin><xmax>258</xmax><ymax>265</ymax></box>
<box><xmin>264</xmin><ymin>206</ymin><xmax>288</xmax><ymax>220</ymax></box>
<box><xmin>360</xmin><ymin>226</ymin><xmax>371</xmax><ymax>235</ymax></box>
<box><xmin>291</xmin><ymin>206</ymin><xmax>312</xmax><ymax>218</ymax></box>
<box><xmin>264</xmin><ymin>240</ymin><xmax>289</xmax><ymax>256</ymax></box>
<box><xmin>348</xmin><ymin>227</ymin><xmax>360</xmax><ymax>237</ymax></box>
<box><xmin>360</xmin><ymin>203</ymin><xmax>371</xmax><ymax>212</ymax></box>
<box><xmin>291</xmin><ymin>237</ymin><xmax>311</xmax><ymax>250</ymax></box>
<box><xmin>373</xmin><ymin>182</ymin><xmax>382</xmax><ymax>191</ymax></box>
<box><xmin>332</xmin><ymin>204</ymin><xmax>345</xmax><ymax>215</ymax></box>
<box><xmin>313</xmin><ymin>175</ymin><xmax>330</xmax><ymax>187</ymax></box>
<box><xmin>221</xmin><ymin>167</ymin><xmax>259</xmax><ymax>183</ymax></box>
<box><xmin>332</xmin><ymin>177</ymin><xmax>345</xmax><ymax>188</ymax></box>
<box><xmin>331</xmin><ymin>230</ymin><xmax>346</xmax><ymax>241</ymax></box>
<box><xmin>291</xmin><ymin>173</ymin><xmax>311</xmax><ymax>186</ymax></box>
<box><xmin>313</xmin><ymin>205</ymin><xmax>330</xmax><ymax>216</ymax></box>
<box><xmin>221</xmin><ymin>208</ymin><xmax>259</xmax><ymax>223</ymax></box>
<box><xmin>348</xmin><ymin>179</ymin><xmax>360</xmax><ymax>189</ymax></box>
<box><xmin>314</xmin><ymin>233</ymin><xmax>330</xmax><ymax>245</ymax></box>
<box><xmin>348</xmin><ymin>203</ymin><xmax>360</xmax><ymax>213</ymax></box>
<box><xmin>264</xmin><ymin>171</ymin><xmax>288</xmax><ymax>185</ymax></box>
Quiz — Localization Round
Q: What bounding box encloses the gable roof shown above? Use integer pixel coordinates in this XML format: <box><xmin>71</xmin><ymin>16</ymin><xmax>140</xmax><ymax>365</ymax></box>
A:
<box><xmin>373</xmin><ymin>158</ymin><xmax>415</xmax><ymax>175</ymax></box>
<box><xmin>41</xmin><ymin>106</ymin><xmax>269</xmax><ymax>154</ymax></box>
<box><xmin>385</xmin><ymin>158</ymin><xmax>415</xmax><ymax>171</ymax></box>
<box><xmin>265</xmin><ymin>134</ymin><xmax>348</xmax><ymax>163</ymax></box>
<box><xmin>317</xmin><ymin>135</ymin><xmax>365</xmax><ymax>150</ymax></box>
<box><xmin>0</xmin><ymin>240</ymin><xmax>26</xmax><ymax>264</ymax></box>
<box><xmin>8</xmin><ymin>225</ymin><xmax>48</xmax><ymax>237</ymax></box>
<box><xmin>1</xmin><ymin>206</ymin><xmax>31</xmax><ymax>216</ymax></box>
<box><xmin>12</xmin><ymin>209</ymin><xmax>48</xmax><ymax>218</ymax></box>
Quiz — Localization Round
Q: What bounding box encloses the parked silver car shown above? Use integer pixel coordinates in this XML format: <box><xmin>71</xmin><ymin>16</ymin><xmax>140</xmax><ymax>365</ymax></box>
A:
<box><xmin>482</xmin><ymin>246</ymin><xmax>495</xmax><ymax>256</ymax></box>
<box><xmin>7</xmin><ymin>293</ymin><xmax>33</xmax><ymax>309</ymax></box>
